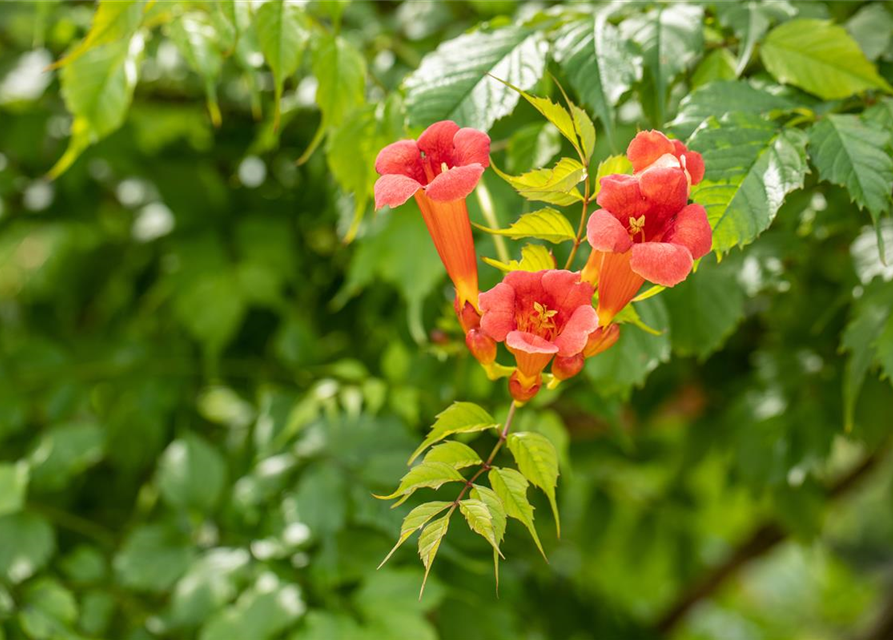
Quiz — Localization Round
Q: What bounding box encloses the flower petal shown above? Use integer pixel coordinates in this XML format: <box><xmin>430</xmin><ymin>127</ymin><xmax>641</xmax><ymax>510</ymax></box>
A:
<box><xmin>417</xmin><ymin>120</ymin><xmax>460</xmax><ymax>167</ymax></box>
<box><xmin>479</xmin><ymin>281</ymin><xmax>517</xmax><ymax>341</ymax></box>
<box><xmin>586</xmin><ymin>209</ymin><xmax>633</xmax><ymax>253</ymax></box>
<box><xmin>672</xmin><ymin>140</ymin><xmax>705</xmax><ymax>184</ymax></box>
<box><xmin>506</xmin><ymin>330</ymin><xmax>559</xmax><ymax>355</ymax></box>
<box><xmin>665</xmin><ymin>203</ymin><xmax>712</xmax><ymax>260</ymax></box>
<box><xmin>553</xmin><ymin>305</ymin><xmax>599</xmax><ymax>357</ymax></box>
<box><xmin>638</xmin><ymin>163</ymin><xmax>689</xmax><ymax>214</ymax></box>
<box><xmin>374</xmin><ymin>139</ymin><xmax>423</xmax><ymax>182</ymax></box>
<box><xmin>596</xmin><ymin>174</ymin><xmax>650</xmax><ymax>220</ymax></box>
<box><xmin>627</xmin><ymin>130</ymin><xmax>675</xmax><ymax>172</ymax></box>
<box><xmin>373</xmin><ymin>174</ymin><xmax>422</xmax><ymax>209</ymax></box>
<box><xmin>452</xmin><ymin>128</ymin><xmax>491</xmax><ymax>168</ymax></box>
<box><xmin>424</xmin><ymin>164</ymin><xmax>485</xmax><ymax>201</ymax></box>
<box><xmin>542</xmin><ymin>269</ymin><xmax>594</xmax><ymax>312</ymax></box>
<box><xmin>630</xmin><ymin>242</ymin><xmax>694</xmax><ymax>287</ymax></box>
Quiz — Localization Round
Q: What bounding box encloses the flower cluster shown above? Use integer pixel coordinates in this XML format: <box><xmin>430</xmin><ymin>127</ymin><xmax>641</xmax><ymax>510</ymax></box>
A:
<box><xmin>581</xmin><ymin>130</ymin><xmax>711</xmax><ymax>325</ymax></box>
<box><xmin>374</xmin><ymin>124</ymin><xmax>710</xmax><ymax>404</ymax></box>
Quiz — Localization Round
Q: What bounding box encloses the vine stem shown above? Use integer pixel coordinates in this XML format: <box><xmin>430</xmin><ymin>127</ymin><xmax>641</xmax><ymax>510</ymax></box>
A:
<box><xmin>564</xmin><ymin>177</ymin><xmax>591</xmax><ymax>270</ymax></box>
<box><xmin>450</xmin><ymin>401</ymin><xmax>518</xmax><ymax>510</ymax></box>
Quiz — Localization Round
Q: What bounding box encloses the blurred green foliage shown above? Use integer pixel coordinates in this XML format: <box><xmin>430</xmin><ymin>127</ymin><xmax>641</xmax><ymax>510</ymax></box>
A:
<box><xmin>1</xmin><ymin>1</ymin><xmax>893</xmax><ymax>640</ymax></box>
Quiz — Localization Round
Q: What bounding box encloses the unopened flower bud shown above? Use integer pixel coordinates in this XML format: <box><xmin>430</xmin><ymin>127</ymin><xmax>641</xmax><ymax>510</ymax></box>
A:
<box><xmin>583</xmin><ymin>324</ymin><xmax>620</xmax><ymax>358</ymax></box>
<box><xmin>454</xmin><ymin>297</ymin><xmax>481</xmax><ymax>333</ymax></box>
<box><xmin>509</xmin><ymin>370</ymin><xmax>540</xmax><ymax>403</ymax></box>
<box><xmin>552</xmin><ymin>353</ymin><xmax>584</xmax><ymax>381</ymax></box>
<box><xmin>465</xmin><ymin>328</ymin><xmax>496</xmax><ymax>364</ymax></box>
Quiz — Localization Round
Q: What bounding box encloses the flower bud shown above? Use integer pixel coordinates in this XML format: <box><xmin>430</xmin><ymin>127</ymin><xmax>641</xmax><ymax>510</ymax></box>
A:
<box><xmin>465</xmin><ymin>328</ymin><xmax>496</xmax><ymax>364</ymax></box>
<box><xmin>454</xmin><ymin>297</ymin><xmax>481</xmax><ymax>333</ymax></box>
<box><xmin>551</xmin><ymin>353</ymin><xmax>584</xmax><ymax>381</ymax></box>
<box><xmin>583</xmin><ymin>324</ymin><xmax>620</xmax><ymax>358</ymax></box>
<box><xmin>509</xmin><ymin>370</ymin><xmax>540</xmax><ymax>403</ymax></box>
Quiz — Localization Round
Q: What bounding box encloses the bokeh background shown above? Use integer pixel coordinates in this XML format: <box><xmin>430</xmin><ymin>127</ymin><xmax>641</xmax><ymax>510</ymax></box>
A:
<box><xmin>1</xmin><ymin>1</ymin><xmax>893</xmax><ymax>639</ymax></box>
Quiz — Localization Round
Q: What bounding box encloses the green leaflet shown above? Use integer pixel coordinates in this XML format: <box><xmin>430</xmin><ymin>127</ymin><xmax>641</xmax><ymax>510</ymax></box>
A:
<box><xmin>404</xmin><ymin>26</ymin><xmax>547</xmax><ymax>131</ymax></box>
<box><xmin>506</xmin><ymin>432</ymin><xmax>560</xmax><ymax>537</ymax></box>
<box><xmin>474</xmin><ymin>209</ymin><xmax>576</xmax><ymax>244</ymax></box>
<box><xmin>492</xmin><ymin>158</ymin><xmax>586</xmax><ymax>206</ymax></box>
<box><xmin>483</xmin><ymin>244</ymin><xmax>556</xmax><ymax>273</ymax></box>
<box><xmin>554</xmin><ymin>11</ymin><xmax>639</xmax><ymax>150</ymax></box>
<box><xmin>51</xmin><ymin>36</ymin><xmax>143</xmax><ymax>178</ymax></box>
<box><xmin>379</xmin><ymin>501</ymin><xmax>452</xmax><ymax>569</ymax></box>
<box><xmin>417</xmin><ymin>514</ymin><xmax>451</xmax><ymax>597</ymax></box>
<box><xmin>423</xmin><ymin>441</ymin><xmax>482</xmax><ymax>470</ymax></box>
<box><xmin>469</xmin><ymin>485</ymin><xmax>508</xmax><ymax>588</ymax></box>
<box><xmin>669</xmin><ymin>80</ymin><xmax>801</xmax><ymax>140</ymax></box>
<box><xmin>256</xmin><ymin>0</ymin><xmax>308</xmax><ymax>129</ymax></box>
<box><xmin>458</xmin><ymin>499</ymin><xmax>503</xmax><ymax>557</ymax></box>
<box><xmin>622</xmin><ymin>4</ymin><xmax>704</xmax><ymax>126</ymax></box>
<box><xmin>760</xmin><ymin>18</ymin><xmax>893</xmax><ymax>100</ymax></box>
<box><xmin>488</xmin><ymin>467</ymin><xmax>545</xmax><ymax>560</ymax></box>
<box><xmin>593</xmin><ymin>154</ymin><xmax>633</xmax><ymax>197</ymax></box>
<box><xmin>688</xmin><ymin>113</ymin><xmax>809</xmax><ymax>253</ymax></box>
<box><xmin>169</xmin><ymin>13</ymin><xmax>225</xmax><ymax>126</ymax></box>
<box><xmin>407</xmin><ymin>402</ymin><xmax>498</xmax><ymax>464</ymax></box>
<box><xmin>808</xmin><ymin>115</ymin><xmax>893</xmax><ymax>232</ymax></box>
<box><xmin>51</xmin><ymin>0</ymin><xmax>146</xmax><ymax>69</ymax></box>
<box><xmin>841</xmin><ymin>278</ymin><xmax>893</xmax><ymax>430</ymax></box>
<box><xmin>374</xmin><ymin>461</ymin><xmax>466</xmax><ymax>507</ymax></box>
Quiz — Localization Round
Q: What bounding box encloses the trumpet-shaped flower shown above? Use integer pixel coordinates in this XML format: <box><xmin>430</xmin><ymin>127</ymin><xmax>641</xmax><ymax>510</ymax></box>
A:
<box><xmin>479</xmin><ymin>270</ymin><xmax>598</xmax><ymax>401</ymax></box>
<box><xmin>582</xmin><ymin>131</ymin><xmax>711</xmax><ymax>325</ymax></box>
<box><xmin>374</xmin><ymin>121</ymin><xmax>490</xmax><ymax>314</ymax></box>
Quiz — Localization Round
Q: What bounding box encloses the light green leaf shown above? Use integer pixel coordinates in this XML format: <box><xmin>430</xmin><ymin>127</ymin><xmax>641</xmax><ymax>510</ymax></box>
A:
<box><xmin>18</xmin><ymin>578</ymin><xmax>78</xmax><ymax>640</ymax></box>
<box><xmin>593</xmin><ymin>154</ymin><xmax>633</xmax><ymax>197</ymax></box>
<box><xmin>0</xmin><ymin>513</ymin><xmax>55</xmax><ymax>583</ymax></box>
<box><xmin>114</xmin><ymin>524</ymin><xmax>194</xmax><ymax>593</ymax></box>
<box><xmin>622</xmin><ymin>4</ymin><xmax>704</xmax><ymax>126</ymax></box>
<box><xmin>469</xmin><ymin>485</ymin><xmax>507</xmax><ymax>544</ymax></box>
<box><xmin>0</xmin><ymin>462</ymin><xmax>28</xmax><ymax>517</ymax></box>
<box><xmin>554</xmin><ymin>12</ymin><xmax>639</xmax><ymax>149</ymax></box>
<box><xmin>760</xmin><ymin>19</ymin><xmax>893</xmax><ymax>100</ymax></box>
<box><xmin>669</xmin><ymin>80</ymin><xmax>800</xmax><ymax>140</ymax></box>
<box><xmin>459</xmin><ymin>499</ymin><xmax>503</xmax><ymax>557</ymax></box>
<box><xmin>169</xmin><ymin>14</ymin><xmax>225</xmax><ymax>126</ymax></box>
<box><xmin>405</xmin><ymin>26</ymin><xmax>547</xmax><ymax>131</ymax></box>
<box><xmin>379</xmin><ymin>502</ymin><xmax>452</xmax><ymax>569</ymax></box>
<box><xmin>688</xmin><ymin>113</ymin><xmax>809</xmax><ymax>252</ymax></box>
<box><xmin>488</xmin><ymin>76</ymin><xmax>579</xmax><ymax>155</ymax></box>
<box><xmin>483</xmin><ymin>243</ymin><xmax>555</xmax><ymax>273</ymax></box>
<box><xmin>51</xmin><ymin>37</ymin><xmax>142</xmax><ymax>177</ymax></box>
<box><xmin>407</xmin><ymin>402</ymin><xmax>498</xmax><ymax>464</ymax></box>
<box><xmin>198</xmin><ymin>576</ymin><xmax>304</xmax><ymax>640</ymax></box>
<box><xmin>808</xmin><ymin>114</ymin><xmax>893</xmax><ymax>231</ymax></box>
<box><xmin>492</xmin><ymin>158</ymin><xmax>585</xmax><ymax>206</ymax></box>
<box><xmin>312</xmin><ymin>34</ymin><xmax>366</xmax><ymax>129</ymax></box>
<box><xmin>418</xmin><ymin>514</ymin><xmax>451</xmax><ymax>597</ymax></box>
<box><xmin>488</xmin><ymin>467</ymin><xmax>545</xmax><ymax>559</ymax></box>
<box><xmin>169</xmin><ymin>548</ymin><xmax>252</xmax><ymax>627</ymax></box>
<box><xmin>846</xmin><ymin>3</ymin><xmax>893</xmax><ymax>61</ymax></box>
<box><xmin>474</xmin><ymin>208</ymin><xmax>575</xmax><ymax>244</ymax></box>
<box><xmin>51</xmin><ymin>0</ymin><xmax>145</xmax><ymax>69</ymax></box>
<box><xmin>691</xmin><ymin>49</ymin><xmax>737</xmax><ymax>90</ymax></box>
<box><xmin>662</xmin><ymin>257</ymin><xmax>746</xmax><ymax>359</ymax></box>
<box><xmin>374</xmin><ymin>461</ymin><xmax>466</xmax><ymax>505</ymax></box>
<box><xmin>29</xmin><ymin>420</ymin><xmax>105</xmax><ymax>491</ymax></box>
<box><xmin>842</xmin><ymin>278</ymin><xmax>893</xmax><ymax>430</ymax></box>
<box><xmin>157</xmin><ymin>433</ymin><xmax>227</xmax><ymax>512</ymax></box>
<box><xmin>716</xmin><ymin>1</ymin><xmax>796</xmax><ymax>75</ymax></box>
<box><xmin>570</xmin><ymin>102</ymin><xmax>596</xmax><ymax>161</ymax></box>
<box><xmin>506</xmin><ymin>432</ymin><xmax>560</xmax><ymax>537</ymax></box>
<box><xmin>256</xmin><ymin>0</ymin><xmax>308</xmax><ymax>128</ymax></box>
<box><xmin>423</xmin><ymin>442</ymin><xmax>482</xmax><ymax>470</ymax></box>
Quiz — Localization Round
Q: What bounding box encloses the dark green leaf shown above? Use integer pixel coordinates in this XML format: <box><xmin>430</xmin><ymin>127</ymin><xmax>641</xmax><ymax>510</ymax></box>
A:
<box><xmin>158</xmin><ymin>433</ymin><xmax>227</xmax><ymax>511</ymax></box>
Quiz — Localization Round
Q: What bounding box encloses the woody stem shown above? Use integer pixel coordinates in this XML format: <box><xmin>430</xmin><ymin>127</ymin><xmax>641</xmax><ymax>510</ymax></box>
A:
<box><xmin>451</xmin><ymin>401</ymin><xmax>518</xmax><ymax>508</ymax></box>
<box><xmin>564</xmin><ymin>177</ymin><xmax>591</xmax><ymax>270</ymax></box>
